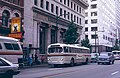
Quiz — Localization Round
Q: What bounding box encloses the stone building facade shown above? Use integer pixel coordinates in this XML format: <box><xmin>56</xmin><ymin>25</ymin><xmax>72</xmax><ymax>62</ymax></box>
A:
<box><xmin>0</xmin><ymin>0</ymin><xmax>24</xmax><ymax>36</ymax></box>
<box><xmin>24</xmin><ymin>0</ymin><xmax>88</xmax><ymax>54</ymax></box>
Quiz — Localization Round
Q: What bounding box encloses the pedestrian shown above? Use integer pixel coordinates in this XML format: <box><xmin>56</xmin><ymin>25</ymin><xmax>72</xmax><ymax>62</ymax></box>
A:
<box><xmin>28</xmin><ymin>56</ymin><xmax>33</xmax><ymax>66</ymax></box>
<box><xmin>35</xmin><ymin>54</ymin><xmax>39</xmax><ymax>64</ymax></box>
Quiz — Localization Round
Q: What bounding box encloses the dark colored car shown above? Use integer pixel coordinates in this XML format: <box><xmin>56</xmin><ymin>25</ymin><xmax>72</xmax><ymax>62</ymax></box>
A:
<box><xmin>97</xmin><ymin>52</ymin><xmax>115</xmax><ymax>65</ymax></box>
<box><xmin>0</xmin><ymin>57</ymin><xmax>20</xmax><ymax>78</ymax></box>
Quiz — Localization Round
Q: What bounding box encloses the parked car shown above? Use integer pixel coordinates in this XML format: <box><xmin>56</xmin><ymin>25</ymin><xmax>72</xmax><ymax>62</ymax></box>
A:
<box><xmin>97</xmin><ymin>52</ymin><xmax>115</xmax><ymax>65</ymax></box>
<box><xmin>91</xmin><ymin>53</ymin><xmax>99</xmax><ymax>63</ymax></box>
<box><xmin>0</xmin><ymin>57</ymin><xmax>20</xmax><ymax>78</ymax></box>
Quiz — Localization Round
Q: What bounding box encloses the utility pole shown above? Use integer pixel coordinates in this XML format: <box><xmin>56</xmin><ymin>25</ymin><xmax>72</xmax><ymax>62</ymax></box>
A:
<box><xmin>95</xmin><ymin>30</ymin><xmax>97</xmax><ymax>53</ymax></box>
<box><xmin>56</xmin><ymin>14</ymin><xmax>59</xmax><ymax>43</ymax></box>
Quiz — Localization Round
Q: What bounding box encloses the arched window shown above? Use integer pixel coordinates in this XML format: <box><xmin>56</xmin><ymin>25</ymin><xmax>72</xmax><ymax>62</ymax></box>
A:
<box><xmin>2</xmin><ymin>10</ymin><xmax>10</xmax><ymax>27</ymax></box>
<box><xmin>14</xmin><ymin>13</ymin><xmax>19</xmax><ymax>17</ymax></box>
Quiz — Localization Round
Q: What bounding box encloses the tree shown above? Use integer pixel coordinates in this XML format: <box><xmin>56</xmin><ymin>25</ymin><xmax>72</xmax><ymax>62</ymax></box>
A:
<box><xmin>112</xmin><ymin>39</ymin><xmax>119</xmax><ymax>50</ymax></box>
<box><xmin>81</xmin><ymin>38</ymin><xmax>92</xmax><ymax>52</ymax></box>
<box><xmin>81</xmin><ymin>38</ymin><xmax>91</xmax><ymax>49</ymax></box>
<box><xmin>64</xmin><ymin>21</ymin><xmax>78</xmax><ymax>44</ymax></box>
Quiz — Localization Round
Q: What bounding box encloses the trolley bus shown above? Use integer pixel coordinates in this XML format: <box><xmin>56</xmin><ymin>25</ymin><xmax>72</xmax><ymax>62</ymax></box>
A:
<box><xmin>112</xmin><ymin>50</ymin><xmax>120</xmax><ymax>60</ymax></box>
<box><xmin>47</xmin><ymin>43</ymin><xmax>91</xmax><ymax>67</ymax></box>
<box><xmin>0</xmin><ymin>36</ymin><xmax>23</xmax><ymax>64</ymax></box>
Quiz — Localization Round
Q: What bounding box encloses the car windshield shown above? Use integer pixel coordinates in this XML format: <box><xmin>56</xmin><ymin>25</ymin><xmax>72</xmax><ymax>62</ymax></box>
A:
<box><xmin>48</xmin><ymin>47</ymin><xmax>63</xmax><ymax>53</ymax></box>
<box><xmin>100</xmin><ymin>53</ymin><xmax>108</xmax><ymax>56</ymax></box>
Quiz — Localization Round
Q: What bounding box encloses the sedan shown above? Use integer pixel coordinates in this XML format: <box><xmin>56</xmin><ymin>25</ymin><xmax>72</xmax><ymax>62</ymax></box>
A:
<box><xmin>0</xmin><ymin>57</ymin><xmax>20</xmax><ymax>78</ymax></box>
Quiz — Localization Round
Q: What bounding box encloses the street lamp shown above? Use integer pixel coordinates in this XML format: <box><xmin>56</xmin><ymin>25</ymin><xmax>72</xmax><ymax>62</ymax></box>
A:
<box><xmin>56</xmin><ymin>13</ymin><xmax>69</xmax><ymax>43</ymax></box>
<box><xmin>94</xmin><ymin>30</ymin><xmax>104</xmax><ymax>53</ymax></box>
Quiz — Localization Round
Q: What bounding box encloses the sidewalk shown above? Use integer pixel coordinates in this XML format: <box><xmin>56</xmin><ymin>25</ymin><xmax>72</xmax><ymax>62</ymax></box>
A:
<box><xmin>19</xmin><ymin>63</ymin><xmax>48</xmax><ymax>69</ymax></box>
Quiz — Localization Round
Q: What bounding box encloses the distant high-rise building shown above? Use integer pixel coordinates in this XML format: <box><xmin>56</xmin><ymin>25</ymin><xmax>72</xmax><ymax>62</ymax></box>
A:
<box><xmin>24</xmin><ymin>0</ymin><xmax>88</xmax><ymax>54</ymax></box>
<box><xmin>0</xmin><ymin>0</ymin><xmax>24</xmax><ymax>36</ymax></box>
<box><xmin>85</xmin><ymin>0</ymin><xmax>120</xmax><ymax>52</ymax></box>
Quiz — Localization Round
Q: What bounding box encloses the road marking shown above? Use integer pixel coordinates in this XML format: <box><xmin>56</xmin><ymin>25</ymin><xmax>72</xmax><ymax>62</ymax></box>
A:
<box><xmin>42</xmin><ymin>67</ymin><xmax>98</xmax><ymax>78</ymax></box>
<box><xmin>48</xmin><ymin>68</ymin><xmax>63</xmax><ymax>71</ymax></box>
<box><xmin>111</xmin><ymin>71</ymin><xmax>119</xmax><ymax>76</ymax></box>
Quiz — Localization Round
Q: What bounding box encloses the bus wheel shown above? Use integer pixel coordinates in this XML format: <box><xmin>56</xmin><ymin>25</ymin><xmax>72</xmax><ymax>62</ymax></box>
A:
<box><xmin>85</xmin><ymin>58</ymin><xmax>88</xmax><ymax>64</ymax></box>
<box><xmin>70</xmin><ymin>59</ymin><xmax>74</xmax><ymax>67</ymax></box>
<box><xmin>54</xmin><ymin>64</ymin><xmax>58</xmax><ymax>68</ymax></box>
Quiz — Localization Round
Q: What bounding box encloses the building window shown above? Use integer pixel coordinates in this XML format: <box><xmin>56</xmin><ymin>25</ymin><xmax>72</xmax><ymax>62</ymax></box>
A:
<box><xmin>13</xmin><ymin>0</ymin><xmax>15</xmax><ymax>4</ymax></box>
<box><xmin>18</xmin><ymin>0</ymin><xmax>20</xmax><ymax>5</ymax></box>
<box><xmin>2</xmin><ymin>10</ymin><xmax>10</xmax><ymax>27</ymax></box>
<box><xmin>60</xmin><ymin>8</ymin><xmax>62</xmax><ymax>16</ymax></box>
<box><xmin>91</xmin><ymin>12</ymin><xmax>97</xmax><ymax>16</ymax></box>
<box><xmin>103</xmin><ymin>35</ymin><xmax>105</xmax><ymax>39</ymax></box>
<box><xmin>64</xmin><ymin>0</ymin><xmax>66</xmax><ymax>4</ymax></box>
<box><xmin>91</xmin><ymin>0</ymin><xmax>97</xmax><ymax>2</ymax></box>
<box><xmin>85</xmin><ymin>12</ymin><xmax>88</xmax><ymax>17</ymax></box>
<box><xmin>68</xmin><ymin>12</ymin><xmax>70</xmax><ymax>19</ymax></box>
<box><xmin>56</xmin><ymin>6</ymin><xmax>58</xmax><ymax>15</ymax></box>
<box><xmin>77</xmin><ymin>17</ymin><xmax>78</xmax><ymax>23</ymax></box>
<box><xmin>91</xmin><ymin>4</ymin><xmax>97</xmax><ymax>9</ymax></box>
<box><xmin>64</xmin><ymin>10</ymin><xmax>66</xmax><ymax>18</ymax></box>
<box><xmin>74</xmin><ymin>3</ymin><xmax>76</xmax><ymax>10</ymax></box>
<box><xmin>46</xmin><ymin>1</ymin><xmax>49</xmax><ymax>10</ymax></box>
<box><xmin>51</xmin><ymin>29</ymin><xmax>57</xmax><ymax>43</ymax></box>
<box><xmin>34</xmin><ymin>0</ymin><xmax>37</xmax><ymax>6</ymax></box>
<box><xmin>51</xmin><ymin>4</ymin><xmax>54</xmax><ymax>13</ymax></box>
<box><xmin>85</xmin><ymin>35</ymin><xmax>88</xmax><ymax>39</ymax></box>
<box><xmin>71</xmin><ymin>2</ymin><xmax>73</xmax><ymax>8</ymax></box>
<box><xmin>67</xmin><ymin>0</ymin><xmax>69</xmax><ymax>6</ymax></box>
<box><xmin>91</xmin><ymin>34</ymin><xmax>98</xmax><ymax>39</ymax></box>
<box><xmin>80</xmin><ymin>18</ymin><xmax>81</xmax><ymax>25</ymax></box>
<box><xmin>91</xmin><ymin>27</ymin><xmax>97</xmax><ymax>31</ymax></box>
<box><xmin>74</xmin><ymin>15</ymin><xmax>76</xmax><ymax>22</ymax></box>
<box><xmin>85</xmin><ymin>27</ymin><xmax>88</xmax><ymax>31</ymax></box>
<box><xmin>40</xmin><ymin>0</ymin><xmax>44</xmax><ymax>8</ymax></box>
<box><xmin>85</xmin><ymin>20</ymin><xmax>88</xmax><ymax>24</ymax></box>
<box><xmin>60</xmin><ymin>0</ymin><xmax>62</xmax><ymax>2</ymax></box>
<box><xmin>79</xmin><ymin>7</ymin><xmax>81</xmax><ymax>13</ymax></box>
<box><xmin>77</xmin><ymin>6</ymin><xmax>79</xmax><ymax>12</ymax></box>
<box><xmin>71</xmin><ymin>14</ymin><xmax>73</xmax><ymax>21</ymax></box>
<box><xmin>91</xmin><ymin>19</ymin><xmax>97</xmax><ymax>24</ymax></box>
<box><xmin>14</xmin><ymin>13</ymin><xmax>19</xmax><ymax>17</ymax></box>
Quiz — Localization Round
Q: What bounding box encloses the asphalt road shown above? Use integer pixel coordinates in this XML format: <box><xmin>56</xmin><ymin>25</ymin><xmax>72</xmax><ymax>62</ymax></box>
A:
<box><xmin>14</xmin><ymin>60</ymin><xmax>120</xmax><ymax>78</ymax></box>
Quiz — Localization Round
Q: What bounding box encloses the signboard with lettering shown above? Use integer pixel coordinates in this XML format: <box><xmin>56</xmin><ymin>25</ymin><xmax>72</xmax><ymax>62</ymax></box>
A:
<box><xmin>8</xmin><ymin>32</ymin><xmax>22</xmax><ymax>39</ymax></box>
<box><xmin>11</xmin><ymin>17</ymin><xmax>21</xmax><ymax>33</ymax></box>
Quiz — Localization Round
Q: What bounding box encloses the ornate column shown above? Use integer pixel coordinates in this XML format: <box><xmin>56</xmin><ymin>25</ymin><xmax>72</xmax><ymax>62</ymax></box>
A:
<box><xmin>57</xmin><ymin>28</ymin><xmax>61</xmax><ymax>43</ymax></box>
<box><xmin>46</xmin><ymin>24</ymin><xmax>52</xmax><ymax>46</ymax></box>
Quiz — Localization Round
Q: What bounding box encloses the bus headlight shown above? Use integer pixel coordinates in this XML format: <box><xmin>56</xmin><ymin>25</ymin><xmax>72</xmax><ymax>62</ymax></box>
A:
<box><xmin>48</xmin><ymin>58</ymin><xmax>50</xmax><ymax>61</ymax></box>
<box><xmin>60</xmin><ymin>58</ymin><xmax>64</xmax><ymax>61</ymax></box>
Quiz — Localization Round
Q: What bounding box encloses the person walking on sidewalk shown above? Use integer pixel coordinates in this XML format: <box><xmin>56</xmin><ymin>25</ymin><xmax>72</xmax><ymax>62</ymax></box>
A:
<box><xmin>28</xmin><ymin>56</ymin><xmax>33</xmax><ymax>66</ymax></box>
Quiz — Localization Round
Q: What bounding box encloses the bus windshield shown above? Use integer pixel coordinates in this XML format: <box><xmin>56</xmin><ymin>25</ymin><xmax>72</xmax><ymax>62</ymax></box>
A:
<box><xmin>48</xmin><ymin>47</ymin><xmax>63</xmax><ymax>53</ymax></box>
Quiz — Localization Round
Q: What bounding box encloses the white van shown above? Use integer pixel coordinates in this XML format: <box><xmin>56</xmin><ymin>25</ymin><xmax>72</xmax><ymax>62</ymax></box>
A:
<box><xmin>0</xmin><ymin>36</ymin><xmax>23</xmax><ymax>63</ymax></box>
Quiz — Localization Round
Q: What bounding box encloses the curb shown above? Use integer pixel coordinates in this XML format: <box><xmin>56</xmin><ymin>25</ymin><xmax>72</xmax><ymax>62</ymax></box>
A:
<box><xmin>19</xmin><ymin>64</ymin><xmax>48</xmax><ymax>69</ymax></box>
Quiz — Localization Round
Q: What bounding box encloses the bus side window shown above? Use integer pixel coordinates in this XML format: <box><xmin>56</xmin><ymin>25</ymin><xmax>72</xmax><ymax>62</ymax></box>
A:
<box><xmin>64</xmin><ymin>47</ymin><xmax>68</xmax><ymax>53</ymax></box>
<box><xmin>69</xmin><ymin>47</ymin><xmax>71</xmax><ymax>53</ymax></box>
<box><xmin>0</xmin><ymin>43</ymin><xmax>2</xmax><ymax>49</ymax></box>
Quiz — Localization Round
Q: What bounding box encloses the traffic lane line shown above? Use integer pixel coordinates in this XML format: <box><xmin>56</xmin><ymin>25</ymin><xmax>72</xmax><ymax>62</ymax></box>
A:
<box><xmin>111</xmin><ymin>71</ymin><xmax>119</xmax><ymax>76</ymax></box>
<box><xmin>41</xmin><ymin>67</ymin><xmax>99</xmax><ymax>78</ymax></box>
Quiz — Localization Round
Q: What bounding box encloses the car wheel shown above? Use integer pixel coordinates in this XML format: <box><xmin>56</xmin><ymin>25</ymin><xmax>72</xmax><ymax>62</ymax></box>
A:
<box><xmin>85</xmin><ymin>58</ymin><xmax>89</xmax><ymax>64</ymax></box>
<box><xmin>54</xmin><ymin>64</ymin><xmax>58</xmax><ymax>68</ymax></box>
<box><xmin>108</xmin><ymin>61</ymin><xmax>111</xmax><ymax>65</ymax></box>
<box><xmin>112</xmin><ymin>60</ymin><xmax>114</xmax><ymax>64</ymax></box>
<box><xmin>2</xmin><ymin>74</ymin><xmax>13</xmax><ymax>78</ymax></box>
<box><xmin>97</xmin><ymin>62</ymin><xmax>100</xmax><ymax>65</ymax></box>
